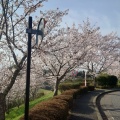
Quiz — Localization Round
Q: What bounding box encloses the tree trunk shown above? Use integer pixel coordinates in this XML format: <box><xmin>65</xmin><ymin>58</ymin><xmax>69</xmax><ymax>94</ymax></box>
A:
<box><xmin>53</xmin><ymin>78</ymin><xmax>60</xmax><ymax>96</ymax></box>
<box><xmin>1</xmin><ymin>69</ymin><xmax>21</xmax><ymax>119</ymax></box>
<box><xmin>0</xmin><ymin>56</ymin><xmax>26</xmax><ymax>119</ymax></box>
<box><xmin>3</xmin><ymin>69</ymin><xmax>20</xmax><ymax>96</ymax></box>
<box><xmin>0</xmin><ymin>93</ymin><xmax>5</xmax><ymax>120</ymax></box>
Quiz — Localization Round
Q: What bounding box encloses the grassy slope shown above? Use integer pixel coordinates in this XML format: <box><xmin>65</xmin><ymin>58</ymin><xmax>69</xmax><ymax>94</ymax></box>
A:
<box><xmin>5</xmin><ymin>90</ymin><xmax>54</xmax><ymax>120</ymax></box>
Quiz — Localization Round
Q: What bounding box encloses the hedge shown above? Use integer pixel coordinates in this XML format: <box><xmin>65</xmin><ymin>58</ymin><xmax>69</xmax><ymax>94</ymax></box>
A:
<box><xmin>20</xmin><ymin>86</ymin><xmax>90</xmax><ymax>120</ymax></box>
<box><xmin>96</xmin><ymin>74</ymin><xmax>118</xmax><ymax>88</ymax></box>
<box><xmin>107</xmin><ymin>75</ymin><xmax>118</xmax><ymax>87</ymax></box>
<box><xmin>61</xmin><ymin>87</ymin><xmax>88</xmax><ymax>98</ymax></box>
<box><xmin>53</xmin><ymin>95</ymin><xmax>73</xmax><ymax>109</ymax></box>
<box><xmin>59</xmin><ymin>82</ymin><xmax>80</xmax><ymax>93</ymax></box>
<box><xmin>20</xmin><ymin>99</ymin><xmax>69</xmax><ymax>120</ymax></box>
<box><xmin>61</xmin><ymin>89</ymin><xmax>79</xmax><ymax>99</ymax></box>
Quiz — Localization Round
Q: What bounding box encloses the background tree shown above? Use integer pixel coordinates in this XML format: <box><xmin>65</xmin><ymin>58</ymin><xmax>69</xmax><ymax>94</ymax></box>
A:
<box><xmin>82</xmin><ymin>32</ymin><xmax>120</xmax><ymax>81</ymax></box>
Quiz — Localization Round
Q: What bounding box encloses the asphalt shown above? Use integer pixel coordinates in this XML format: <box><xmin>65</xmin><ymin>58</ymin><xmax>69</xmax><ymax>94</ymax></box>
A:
<box><xmin>68</xmin><ymin>89</ymin><xmax>111</xmax><ymax>120</ymax></box>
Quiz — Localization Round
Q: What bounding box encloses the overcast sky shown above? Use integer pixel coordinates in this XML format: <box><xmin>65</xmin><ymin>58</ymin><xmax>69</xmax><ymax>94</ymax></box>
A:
<box><xmin>40</xmin><ymin>0</ymin><xmax>120</xmax><ymax>36</ymax></box>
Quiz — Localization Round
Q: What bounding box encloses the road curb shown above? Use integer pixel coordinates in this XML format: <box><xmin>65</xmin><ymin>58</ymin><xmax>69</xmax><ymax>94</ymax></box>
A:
<box><xmin>93</xmin><ymin>95</ymin><xmax>103</xmax><ymax>120</ymax></box>
<box><xmin>93</xmin><ymin>89</ymin><xmax>120</xmax><ymax>120</ymax></box>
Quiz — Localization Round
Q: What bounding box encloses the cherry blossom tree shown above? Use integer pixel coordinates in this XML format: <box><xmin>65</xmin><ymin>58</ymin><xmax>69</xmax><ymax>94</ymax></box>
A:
<box><xmin>107</xmin><ymin>61</ymin><xmax>120</xmax><ymax>77</ymax></box>
<box><xmin>33</xmin><ymin>20</ymin><xmax>101</xmax><ymax>96</ymax></box>
<box><xmin>84</xmin><ymin>34</ymin><xmax>120</xmax><ymax>73</ymax></box>
<box><xmin>81</xmin><ymin>32</ymin><xmax>120</xmax><ymax>86</ymax></box>
<box><xmin>0</xmin><ymin>0</ymin><xmax>69</xmax><ymax>118</ymax></box>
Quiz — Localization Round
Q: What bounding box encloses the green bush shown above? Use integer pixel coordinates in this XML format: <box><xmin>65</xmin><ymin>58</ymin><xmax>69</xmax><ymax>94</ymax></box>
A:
<box><xmin>96</xmin><ymin>74</ymin><xmax>108</xmax><ymax>87</ymax></box>
<box><xmin>35</xmin><ymin>92</ymin><xmax>45</xmax><ymax>99</ymax></box>
<box><xmin>59</xmin><ymin>82</ymin><xmax>80</xmax><ymax>93</ymax></box>
<box><xmin>96</xmin><ymin>74</ymin><xmax>118</xmax><ymax>88</ymax></box>
<box><xmin>107</xmin><ymin>75</ymin><xmax>118</xmax><ymax>87</ymax></box>
<box><xmin>118</xmin><ymin>80</ymin><xmax>120</xmax><ymax>87</ymax></box>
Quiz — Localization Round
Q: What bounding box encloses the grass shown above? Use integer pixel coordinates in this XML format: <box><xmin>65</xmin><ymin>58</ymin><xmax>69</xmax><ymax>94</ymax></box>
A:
<box><xmin>5</xmin><ymin>89</ymin><xmax>54</xmax><ymax>120</ymax></box>
<box><xmin>117</xmin><ymin>80</ymin><xmax>120</xmax><ymax>85</ymax></box>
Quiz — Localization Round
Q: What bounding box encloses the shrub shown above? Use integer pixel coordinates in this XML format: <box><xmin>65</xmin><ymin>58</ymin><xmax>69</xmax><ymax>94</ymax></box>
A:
<box><xmin>53</xmin><ymin>95</ymin><xmax>73</xmax><ymax>109</ymax></box>
<box><xmin>87</xmin><ymin>86</ymin><xmax>95</xmax><ymax>91</ymax></box>
<box><xmin>59</xmin><ymin>82</ymin><xmax>80</xmax><ymax>93</ymax></box>
<box><xmin>20</xmin><ymin>99</ymin><xmax>69</xmax><ymax>120</ymax></box>
<box><xmin>96</xmin><ymin>74</ymin><xmax>109</xmax><ymax>87</ymax></box>
<box><xmin>118</xmin><ymin>80</ymin><xmax>120</xmax><ymax>87</ymax></box>
<box><xmin>35</xmin><ymin>92</ymin><xmax>44</xmax><ymax>99</ymax></box>
<box><xmin>61</xmin><ymin>89</ymin><xmax>79</xmax><ymax>99</ymax></box>
<box><xmin>61</xmin><ymin>87</ymin><xmax>88</xmax><ymax>98</ymax></box>
<box><xmin>96</xmin><ymin>74</ymin><xmax>118</xmax><ymax>88</ymax></box>
<box><xmin>107</xmin><ymin>75</ymin><xmax>118</xmax><ymax>87</ymax></box>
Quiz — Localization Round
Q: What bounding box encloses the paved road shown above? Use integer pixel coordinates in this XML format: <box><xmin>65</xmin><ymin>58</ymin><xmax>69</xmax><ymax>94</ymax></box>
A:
<box><xmin>69</xmin><ymin>90</ymin><xmax>105</xmax><ymax>120</ymax></box>
<box><xmin>100</xmin><ymin>91</ymin><xmax>120</xmax><ymax>120</ymax></box>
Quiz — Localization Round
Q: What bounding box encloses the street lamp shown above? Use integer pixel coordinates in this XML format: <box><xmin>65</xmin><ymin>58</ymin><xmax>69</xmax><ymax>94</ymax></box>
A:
<box><xmin>25</xmin><ymin>16</ymin><xmax>46</xmax><ymax>120</ymax></box>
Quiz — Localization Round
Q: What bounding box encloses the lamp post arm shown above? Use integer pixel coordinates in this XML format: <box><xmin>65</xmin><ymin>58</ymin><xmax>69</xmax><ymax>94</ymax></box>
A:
<box><xmin>26</xmin><ymin>29</ymin><xmax>43</xmax><ymax>35</ymax></box>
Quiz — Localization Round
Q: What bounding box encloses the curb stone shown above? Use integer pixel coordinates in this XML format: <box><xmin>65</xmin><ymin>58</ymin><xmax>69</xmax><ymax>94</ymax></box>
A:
<box><xmin>93</xmin><ymin>96</ymin><xmax>103</xmax><ymax>120</ymax></box>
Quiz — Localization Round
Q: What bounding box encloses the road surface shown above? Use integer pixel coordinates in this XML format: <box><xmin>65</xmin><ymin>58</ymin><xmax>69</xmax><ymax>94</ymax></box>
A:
<box><xmin>100</xmin><ymin>91</ymin><xmax>120</xmax><ymax>120</ymax></box>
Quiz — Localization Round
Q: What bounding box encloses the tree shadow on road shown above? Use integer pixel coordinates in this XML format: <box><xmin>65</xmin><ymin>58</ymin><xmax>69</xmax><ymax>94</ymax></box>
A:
<box><xmin>68</xmin><ymin>90</ymin><xmax>105</xmax><ymax>120</ymax></box>
<box><xmin>69</xmin><ymin>114</ymin><xmax>95</xmax><ymax>120</ymax></box>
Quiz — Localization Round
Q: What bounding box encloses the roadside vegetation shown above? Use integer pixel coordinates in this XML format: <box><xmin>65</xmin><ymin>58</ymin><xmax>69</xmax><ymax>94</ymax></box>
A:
<box><xmin>5</xmin><ymin>90</ymin><xmax>54</xmax><ymax>120</ymax></box>
<box><xmin>6</xmin><ymin>75</ymin><xmax>120</xmax><ymax>120</ymax></box>
<box><xmin>96</xmin><ymin>73</ymin><xmax>118</xmax><ymax>88</ymax></box>
<box><xmin>117</xmin><ymin>79</ymin><xmax>120</xmax><ymax>87</ymax></box>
